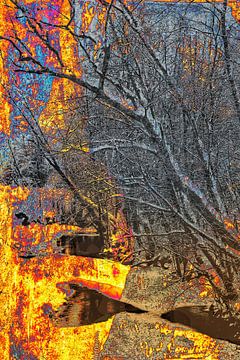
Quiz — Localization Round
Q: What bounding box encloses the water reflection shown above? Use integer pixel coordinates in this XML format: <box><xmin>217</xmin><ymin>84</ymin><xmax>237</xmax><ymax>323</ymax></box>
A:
<box><xmin>57</xmin><ymin>234</ymin><xmax>104</xmax><ymax>258</ymax></box>
<box><xmin>162</xmin><ymin>306</ymin><xmax>240</xmax><ymax>345</ymax></box>
<box><xmin>53</xmin><ymin>285</ymin><xmax>145</xmax><ymax>327</ymax></box>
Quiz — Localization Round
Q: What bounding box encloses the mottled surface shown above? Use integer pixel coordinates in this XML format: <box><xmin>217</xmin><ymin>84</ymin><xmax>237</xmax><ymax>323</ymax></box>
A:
<box><xmin>121</xmin><ymin>267</ymin><xmax>212</xmax><ymax>313</ymax></box>
<box><xmin>100</xmin><ymin>312</ymin><xmax>240</xmax><ymax>359</ymax></box>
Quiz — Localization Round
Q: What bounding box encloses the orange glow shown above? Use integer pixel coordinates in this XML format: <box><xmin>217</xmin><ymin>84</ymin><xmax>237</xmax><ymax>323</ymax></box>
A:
<box><xmin>38</xmin><ymin>0</ymin><xmax>82</xmax><ymax>132</ymax></box>
<box><xmin>224</xmin><ymin>218</ymin><xmax>235</xmax><ymax>230</ymax></box>
<box><xmin>0</xmin><ymin>184</ymin><xmax>223</xmax><ymax>359</ymax></box>
<box><xmin>143</xmin><ymin>322</ymin><xmax>221</xmax><ymax>359</ymax></box>
<box><xmin>228</xmin><ymin>0</ymin><xmax>240</xmax><ymax>21</ymax></box>
<box><xmin>199</xmin><ymin>268</ymin><xmax>222</xmax><ymax>298</ymax></box>
<box><xmin>0</xmin><ymin>184</ymin><xmax>130</xmax><ymax>359</ymax></box>
<box><xmin>82</xmin><ymin>1</ymin><xmax>96</xmax><ymax>33</ymax></box>
<box><xmin>38</xmin><ymin>78</ymin><xmax>82</xmax><ymax>132</ymax></box>
<box><xmin>106</xmin><ymin>210</ymin><xmax>134</xmax><ymax>262</ymax></box>
<box><xmin>0</xmin><ymin>5</ymin><xmax>12</xmax><ymax>136</ymax></box>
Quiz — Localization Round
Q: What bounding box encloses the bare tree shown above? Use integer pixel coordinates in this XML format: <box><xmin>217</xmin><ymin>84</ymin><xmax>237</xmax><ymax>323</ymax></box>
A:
<box><xmin>1</xmin><ymin>0</ymin><xmax>240</xmax><ymax>314</ymax></box>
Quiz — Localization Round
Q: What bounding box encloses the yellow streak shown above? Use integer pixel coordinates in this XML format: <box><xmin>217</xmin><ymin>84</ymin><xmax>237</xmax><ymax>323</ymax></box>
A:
<box><xmin>0</xmin><ymin>185</ymin><xmax>130</xmax><ymax>359</ymax></box>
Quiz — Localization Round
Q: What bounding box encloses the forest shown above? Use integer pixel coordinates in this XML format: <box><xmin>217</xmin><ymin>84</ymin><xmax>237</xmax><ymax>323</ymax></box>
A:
<box><xmin>0</xmin><ymin>0</ymin><xmax>240</xmax><ymax>359</ymax></box>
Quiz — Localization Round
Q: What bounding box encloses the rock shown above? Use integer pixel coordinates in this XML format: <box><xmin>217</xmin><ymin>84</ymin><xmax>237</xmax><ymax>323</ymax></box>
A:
<box><xmin>121</xmin><ymin>267</ymin><xmax>212</xmax><ymax>313</ymax></box>
<box><xmin>99</xmin><ymin>312</ymin><xmax>240</xmax><ymax>359</ymax></box>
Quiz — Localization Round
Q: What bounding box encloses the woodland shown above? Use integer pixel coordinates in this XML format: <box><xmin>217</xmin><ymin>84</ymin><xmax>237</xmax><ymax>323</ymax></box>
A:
<box><xmin>1</xmin><ymin>0</ymin><xmax>240</xmax><ymax>357</ymax></box>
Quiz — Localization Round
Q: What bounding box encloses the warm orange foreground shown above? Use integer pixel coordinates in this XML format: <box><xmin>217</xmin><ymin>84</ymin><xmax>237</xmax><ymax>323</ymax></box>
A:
<box><xmin>0</xmin><ymin>184</ymin><xmax>224</xmax><ymax>359</ymax></box>
<box><xmin>0</xmin><ymin>185</ymin><xmax>130</xmax><ymax>359</ymax></box>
